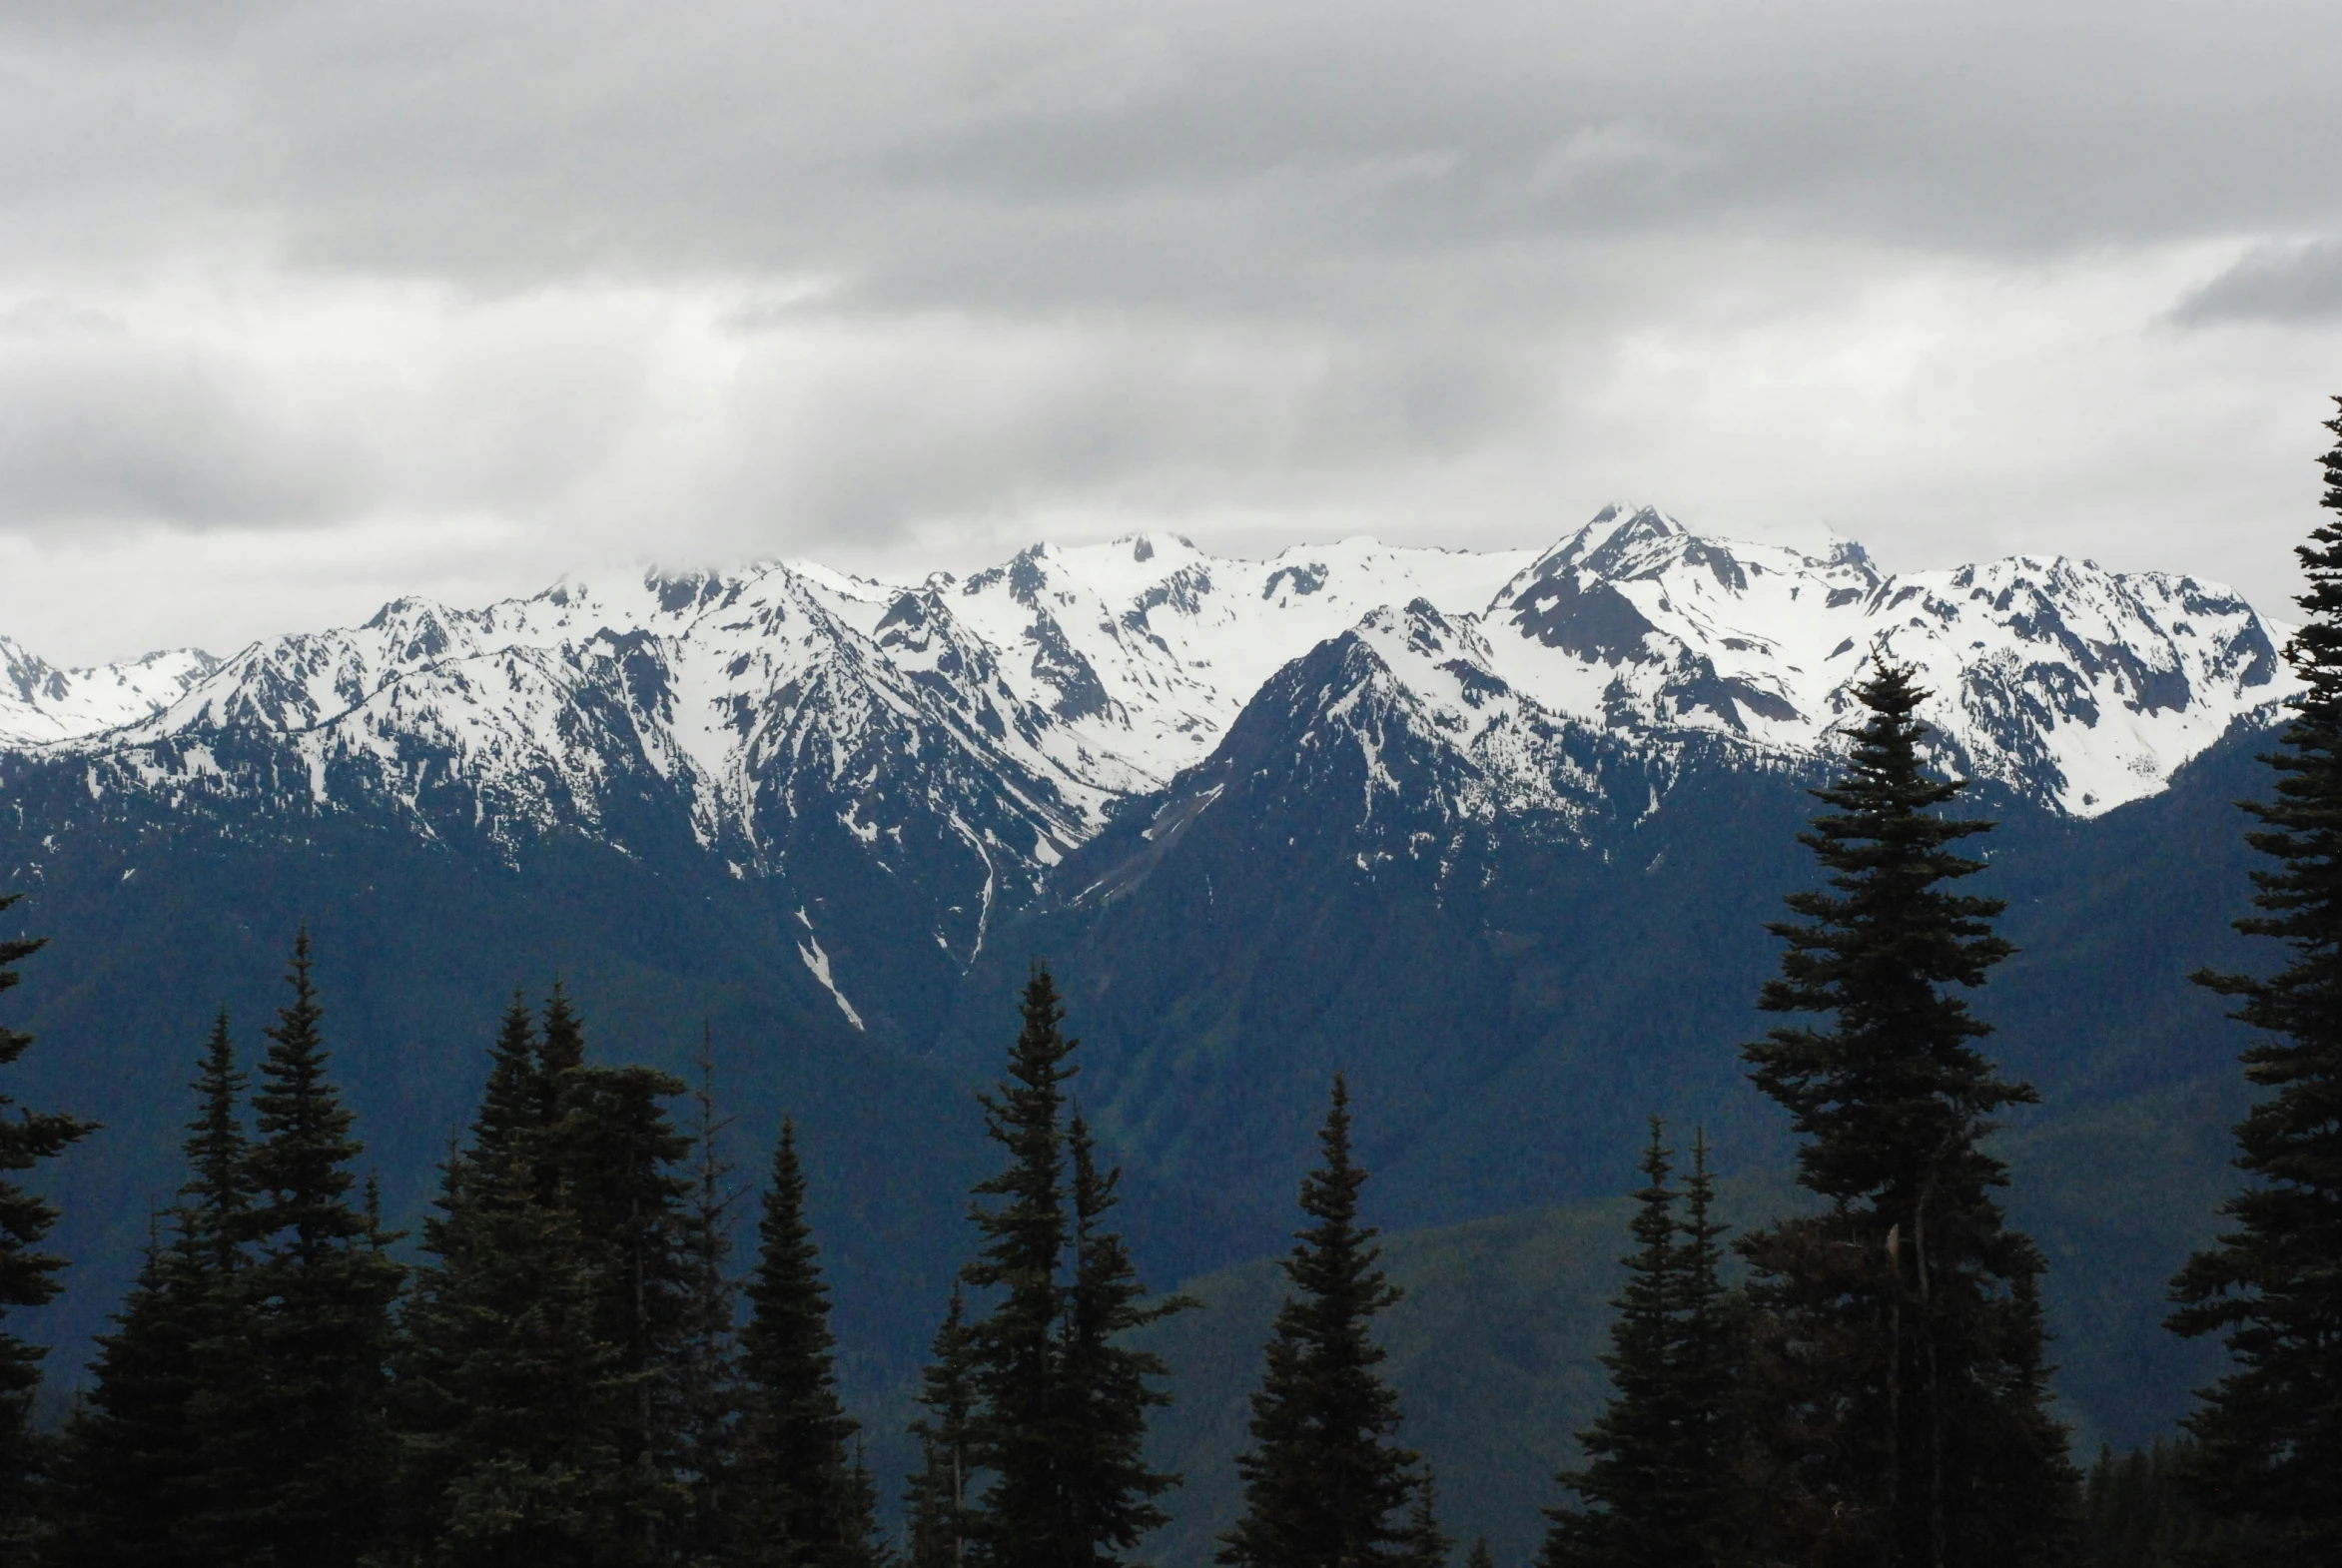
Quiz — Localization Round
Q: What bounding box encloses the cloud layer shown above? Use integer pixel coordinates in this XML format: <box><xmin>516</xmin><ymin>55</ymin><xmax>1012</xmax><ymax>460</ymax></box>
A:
<box><xmin>2</xmin><ymin>1</ymin><xmax>2338</xmax><ymax>659</ymax></box>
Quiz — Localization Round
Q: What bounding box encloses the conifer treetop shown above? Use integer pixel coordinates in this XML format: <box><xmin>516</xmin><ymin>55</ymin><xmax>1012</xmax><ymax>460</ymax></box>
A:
<box><xmin>245</xmin><ymin>929</ymin><xmax>367</xmax><ymax>1264</ymax></box>
<box><xmin>181</xmin><ymin>1008</ymin><xmax>251</xmax><ymax>1274</ymax></box>
<box><xmin>1219</xmin><ymin>1075</ymin><xmax>1420</xmax><ymax>1568</ymax></box>
<box><xmin>1749</xmin><ymin>659</ymin><xmax>2032</xmax><ymax>1210</ymax></box>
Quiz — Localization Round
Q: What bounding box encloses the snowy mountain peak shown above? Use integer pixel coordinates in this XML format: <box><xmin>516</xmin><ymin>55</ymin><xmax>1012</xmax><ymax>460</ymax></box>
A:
<box><xmin>1465</xmin><ymin>515</ymin><xmax>2283</xmax><ymax>815</ymax></box>
<box><xmin>0</xmin><ymin>508</ymin><xmax>2294</xmax><ymax>970</ymax></box>
<box><xmin>0</xmin><ymin>637</ymin><xmax>220</xmax><ymax>746</ymax></box>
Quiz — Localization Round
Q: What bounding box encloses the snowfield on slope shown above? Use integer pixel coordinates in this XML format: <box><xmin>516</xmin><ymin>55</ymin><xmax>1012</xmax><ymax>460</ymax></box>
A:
<box><xmin>0</xmin><ymin>506</ymin><xmax>2291</xmax><ymax>871</ymax></box>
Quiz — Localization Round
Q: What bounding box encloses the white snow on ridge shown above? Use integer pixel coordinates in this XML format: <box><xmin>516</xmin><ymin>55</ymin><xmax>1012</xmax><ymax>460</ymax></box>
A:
<box><xmin>0</xmin><ymin>506</ymin><xmax>2293</xmax><ymax>868</ymax></box>
<box><xmin>0</xmin><ymin>637</ymin><xmax>219</xmax><ymax>746</ymax></box>
<box><xmin>937</xmin><ymin>532</ymin><xmax>1539</xmax><ymax>791</ymax></box>
<box><xmin>1473</xmin><ymin>505</ymin><xmax>2290</xmax><ymax>815</ymax></box>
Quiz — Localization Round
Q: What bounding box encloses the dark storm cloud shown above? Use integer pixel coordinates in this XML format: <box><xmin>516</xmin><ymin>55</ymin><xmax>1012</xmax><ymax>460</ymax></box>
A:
<box><xmin>5</xmin><ymin>1</ymin><xmax>2335</xmax><ymax>298</ymax></box>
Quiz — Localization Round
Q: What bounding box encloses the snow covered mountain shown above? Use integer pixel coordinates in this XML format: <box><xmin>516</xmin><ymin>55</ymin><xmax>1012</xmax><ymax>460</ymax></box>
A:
<box><xmin>1478</xmin><ymin>506</ymin><xmax>2283</xmax><ymax>814</ymax></box>
<box><xmin>0</xmin><ymin>503</ymin><xmax>2290</xmax><ymax>1021</ymax></box>
<box><xmin>0</xmin><ymin>637</ymin><xmax>218</xmax><ymax>746</ymax></box>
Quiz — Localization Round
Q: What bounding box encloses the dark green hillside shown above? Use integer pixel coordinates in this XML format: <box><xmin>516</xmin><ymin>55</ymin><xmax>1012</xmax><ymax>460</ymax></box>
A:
<box><xmin>0</xmin><ymin>686</ymin><xmax>2280</xmax><ymax>1529</ymax></box>
<box><xmin>1141</xmin><ymin>1076</ymin><xmax>2241</xmax><ymax>1568</ymax></box>
<box><xmin>951</xmin><ymin>708</ymin><xmax>2268</xmax><ymax>1266</ymax></box>
<box><xmin>0</xmin><ymin>805</ymin><xmax>1003</xmax><ymax>1406</ymax></box>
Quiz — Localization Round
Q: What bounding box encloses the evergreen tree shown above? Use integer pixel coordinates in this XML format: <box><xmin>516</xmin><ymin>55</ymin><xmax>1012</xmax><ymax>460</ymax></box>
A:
<box><xmin>735</xmin><ymin>1120</ymin><xmax>878</xmax><ymax>1568</ymax></box>
<box><xmin>2076</xmin><ymin>1437</ymin><xmax>2268</xmax><ymax>1567</ymax></box>
<box><xmin>53</xmin><ymin>1013</ymin><xmax>251</xmax><ymax>1566</ymax></box>
<box><xmin>48</xmin><ymin>1218</ymin><xmax>206</xmax><ymax>1567</ymax></box>
<box><xmin>538</xmin><ymin>984</ymin><xmax>586</xmax><ymax>1121</ymax></box>
<box><xmin>904</xmin><ymin>1287</ymin><xmax>979</xmax><ymax>1568</ymax></box>
<box><xmin>470</xmin><ymin>989</ymin><xmax>548</xmax><ymax>1182</ymax></box>
<box><xmin>183</xmin><ymin>1009</ymin><xmax>252</xmax><ymax>1274</ymax></box>
<box><xmin>1737</xmin><ymin>663</ymin><xmax>2075</xmax><ymax>1568</ymax></box>
<box><xmin>959</xmin><ymin>964</ymin><xmax>1185</xmax><ymax>1568</ymax></box>
<box><xmin>1540</xmin><ymin>1124</ymin><xmax>1738</xmax><ymax>1568</ymax></box>
<box><xmin>387</xmin><ymin>991</ymin><xmax>634</xmax><ymax>1566</ymax></box>
<box><xmin>1057</xmin><ymin>1114</ymin><xmax>1188</xmax><ymax>1561</ymax></box>
<box><xmin>675</xmin><ymin>1027</ymin><xmax>744</xmax><ymax>1563</ymax></box>
<box><xmin>2169</xmin><ymin>396</ymin><xmax>2342</xmax><ymax>1565</ymax></box>
<box><xmin>1218</xmin><ymin>1077</ymin><xmax>1423</xmax><ymax>1568</ymax></box>
<box><xmin>1545</xmin><ymin>1123</ymin><xmax>1683</xmax><ymax>1568</ymax></box>
<box><xmin>203</xmin><ymin>931</ymin><xmax>404</xmax><ymax>1567</ymax></box>
<box><xmin>1396</xmin><ymin>1471</ymin><xmax>1453</xmax><ymax>1568</ymax></box>
<box><xmin>961</xmin><ymin>965</ymin><xmax>1079</xmax><ymax>1566</ymax></box>
<box><xmin>0</xmin><ymin>894</ymin><xmax>95</xmax><ymax>1544</ymax></box>
<box><xmin>1670</xmin><ymin>1131</ymin><xmax>1737</xmax><ymax>1557</ymax></box>
<box><xmin>1464</xmin><ymin>1541</ymin><xmax>1494</xmax><ymax>1568</ymax></box>
<box><xmin>546</xmin><ymin>1041</ymin><xmax>696</xmax><ymax>1558</ymax></box>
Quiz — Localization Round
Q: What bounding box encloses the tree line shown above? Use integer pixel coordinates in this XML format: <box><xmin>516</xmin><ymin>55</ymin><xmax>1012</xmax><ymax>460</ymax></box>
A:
<box><xmin>1</xmin><ymin>412</ymin><xmax>2341</xmax><ymax>1564</ymax></box>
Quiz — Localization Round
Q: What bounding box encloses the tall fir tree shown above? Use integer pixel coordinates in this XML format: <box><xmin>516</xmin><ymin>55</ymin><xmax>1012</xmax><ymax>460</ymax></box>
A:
<box><xmin>962</xmin><ymin>965</ymin><xmax>1077</xmax><ymax>1568</ymax></box>
<box><xmin>1736</xmin><ymin>662</ymin><xmax>2075</xmax><ymax>1568</ymax></box>
<box><xmin>183</xmin><ymin>1009</ymin><xmax>252</xmax><ymax>1275</ymax></box>
<box><xmin>47</xmin><ymin>1217</ymin><xmax>206</xmax><ymax>1567</ymax></box>
<box><xmin>959</xmin><ymin>965</ymin><xmax>1186</xmax><ymax>1568</ymax></box>
<box><xmin>904</xmin><ymin>1287</ymin><xmax>979</xmax><ymax>1568</ymax></box>
<box><xmin>203</xmin><ymin>931</ymin><xmax>405</xmax><ymax>1567</ymax></box>
<box><xmin>0</xmin><ymin>893</ymin><xmax>95</xmax><ymax>1548</ymax></box>
<box><xmin>1539</xmin><ymin>1123</ymin><xmax>1737</xmax><ymax>1568</ymax></box>
<box><xmin>2168</xmin><ymin>395</ymin><xmax>2342</xmax><ymax>1565</ymax></box>
<box><xmin>1218</xmin><ymin>1076</ymin><xmax>1427</xmax><ymax>1568</ymax></box>
<box><xmin>386</xmin><ymin>991</ymin><xmax>635</xmax><ymax>1566</ymax></box>
<box><xmin>675</xmin><ymin>1026</ymin><xmax>745</xmax><ymax>1563</ymax></box>
<box><xmin>1057</xmin><ymin>1114</ymin><xmax>1188</xmax><ymax>1562</ymax></box>
<box><xmin>52</xmin><ymin>1012</ymin><xmax>250</xmax><ymax>1566</ymax></box>
<box><xmin>735</xmin><ymin>1120</ymin><xmax>879</xmax><ymax>1568</ymax></box>
<box><xmin>1396</xmin><ymin>1471</ymin><xmax>1453</xmax><ymax>1568</ymax></box>
<box><xmin>539</xmin><ymin>1007</ymin><xmax>696</xmax><ymax>1560</ymax></box>
<box><xmin>1670</xmin><ymin>1131</ymin><xmax>1737</xmax><ymax>1558</ymax></box>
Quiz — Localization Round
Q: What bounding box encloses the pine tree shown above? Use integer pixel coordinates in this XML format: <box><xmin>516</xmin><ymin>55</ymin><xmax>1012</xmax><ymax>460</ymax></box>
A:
<box><xmin>1465</xmin><ymin>1540</ymin><xmax>1495</xmax><ymax>1568</ymax></box>
<box><xmin>53</xmin><ymin>1013</ymin><xmax>253</xmax><ymax>1566</ymax></box>
<box><xmin>1670</xmin><ymin>1131</ymin><xmax>1738</xmax><ymax>1560</ymax></box>
<box><xmin>1542</xmin><ymin>1122</ymin><xmax>1685</xmax><ymax>1568</ymax></box>
<box><xmin>0</xmin><ymin>894</ymin><xmax>96</xmax><ymax>1543</ymax></box>
<box><xmin>470</xmin><ymin>989</ymin><xmax>547</xmax><ymax>1183</ymax></box>
<box><xmin>539</xmin><ymin>983</ymin><xmax>586</xmax><ymax>1116</ymax></box>
<box><xmin>1540</xmin><ymin>1124</ymin><xmax>1739</xmax><ymax>1568</ymax></box>
<box><xmin>2168</xmin><ymin>395</ymin><xmax>2342</xmax><ymax>1565</ymax></box>
<box><xmin>183</xmin><ymin>1009</ymin><xmax>252</xmax><ymax>1274</ymax></box>
<box><xmin>905</xmin><ymin>1287</ymin><xmax>979</xmax><ymax>1568</ymax></box>
<box><xmin>386</xmin><ymin>990</ymin><xmax>635</xmax><ymax>1566</ymax></box>
<box><xmin>1057</xmin><ymin>1114</ymin><xmax>1189</xmax><ymax>1561</ymax></box>
<box><xmin>957</xmin><ymin>964</ymin><xmax>1186</xmax><ymax>1568</ymax></box>
<box><xmin>735</xmin><ymin>1120</ymin><xmax>878</xmax><ymax>1568</ymax></box>
<box><xmin>962</xmin><ymin>964</ymin><xmax>1079</xmax><ymax>1566</ymax></box>
<box><xmin>538</xmin><ymin>1004</ymin><xmax>696</xmax><ymax>1561</ymax></box>
<box><xmin>675</xmin><ymin>1026</ymin><xmax>744</xmax><ymax>1562</ymax></box>
<box><xmin>1736</xmin><ymin>662</ymin><xmax>2075</xmax><ymax>1568</ymax></box>
<box><xmin>1396</xmin><ymin>1471</ymin><xmax>1453</xmax><ymax>1568</ymax></box>
<box><xmin>203</xmin><ymin>931</ymin><xmax>405</xmax><ymax>1567</ymax></box>
<box><xmin>48</xmin><ymin>1217</ymin><xmax>206</xmax><ymax>1567</ymax></box>
<box><xmin>1219</xmin><ymin>1076</ymin><xmax>1423</xmax><ymax>1568</ymax></box>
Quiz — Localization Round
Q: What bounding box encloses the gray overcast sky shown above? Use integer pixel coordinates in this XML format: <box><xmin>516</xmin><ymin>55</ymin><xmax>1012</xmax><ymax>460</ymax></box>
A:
<box><xmin>2</xmin><ymin>0</ymin><xmax>2340</xmax><ymax>662</ymax></box>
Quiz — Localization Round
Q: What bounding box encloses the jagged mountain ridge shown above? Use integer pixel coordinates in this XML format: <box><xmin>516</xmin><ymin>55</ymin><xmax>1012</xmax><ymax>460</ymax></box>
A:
<box><xmin>0</xmin><ymin>505</ymin><xmax>2289</xmax><ymax>1037</ymax></box>
<box><xmin>0</xmin><ymin>636</ymin><xmax>218</xmax><ymax>746</ymax></box>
